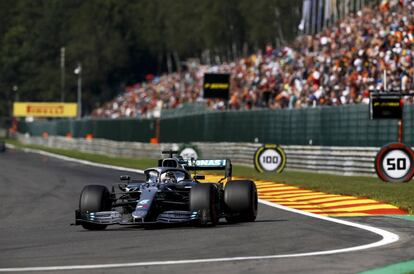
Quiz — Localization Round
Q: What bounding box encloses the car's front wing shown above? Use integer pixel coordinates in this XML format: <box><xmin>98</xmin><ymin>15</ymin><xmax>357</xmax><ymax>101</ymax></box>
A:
<box><xmin>75</xmin><ymin>210</ymin><xmax>199</xmax><ymax>226</ymax></box>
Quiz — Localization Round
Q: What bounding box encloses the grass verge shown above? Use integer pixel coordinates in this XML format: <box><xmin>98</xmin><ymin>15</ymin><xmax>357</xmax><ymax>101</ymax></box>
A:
<box><xmin>6</xmin><ymin>139</ymin><xmax>414</xmax><ymax>214</ymax></box>
<box><xmin>6</xmin><ymin>139</ymin><xmax>157</xmax><ymax>170</ymax></box>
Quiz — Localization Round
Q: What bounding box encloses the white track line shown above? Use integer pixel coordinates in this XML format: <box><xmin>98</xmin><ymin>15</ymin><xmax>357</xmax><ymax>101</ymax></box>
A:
<box><xmin>9</xmin><ymin>145</ymin><xmax>145</xmax><ymax>174</ymax></box>
<box><xmin>0</xmin><ymin>145</ymin><xmax>400</xmax><ymax>272</ymax></box>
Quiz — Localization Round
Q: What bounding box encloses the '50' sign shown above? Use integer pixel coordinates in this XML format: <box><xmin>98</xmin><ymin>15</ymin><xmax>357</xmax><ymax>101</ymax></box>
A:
<box><xmin>375</xmin><ymin>143</ymin><xmax>414</xmax><ymax>182</ymax></box>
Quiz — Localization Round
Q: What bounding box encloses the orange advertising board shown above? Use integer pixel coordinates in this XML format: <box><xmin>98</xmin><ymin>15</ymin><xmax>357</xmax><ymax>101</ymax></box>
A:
<box><xmin>13</xmin><ymin>102</ymin><xmax>77</xmax><ymax>117</ymax></box>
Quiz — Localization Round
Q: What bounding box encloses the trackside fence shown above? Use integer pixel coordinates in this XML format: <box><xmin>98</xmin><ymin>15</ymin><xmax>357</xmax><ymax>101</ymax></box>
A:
<box><xmin>17</xmin><ymin>104</ymin><xmax>414</xmax><ymax>147</ymax></box>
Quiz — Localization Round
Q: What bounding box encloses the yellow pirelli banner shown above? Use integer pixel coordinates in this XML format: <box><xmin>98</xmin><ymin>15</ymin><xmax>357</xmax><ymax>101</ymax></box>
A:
<box><xmin>13</xmin><ymin>102</ymin><xmax>78</xmax><ymax>117</ymax></box>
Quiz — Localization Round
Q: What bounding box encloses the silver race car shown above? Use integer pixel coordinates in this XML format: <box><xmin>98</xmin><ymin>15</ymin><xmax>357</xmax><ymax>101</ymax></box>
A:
<box><xmin>75</xmin><ymin>150</ymin><xmax>258</xmax><ymax>230</ymax></box>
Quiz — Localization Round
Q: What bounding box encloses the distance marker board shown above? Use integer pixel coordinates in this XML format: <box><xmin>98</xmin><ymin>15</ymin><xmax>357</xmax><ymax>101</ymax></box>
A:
<box><xmin>370</xmin><ymin>93</ymin><xmax>402</xmax><ymax>119</ymax></box>
<box><xmin>179</xmin><ymin>144</ymin><xmax>200</xmax><ymax>160</ymax></box>
<box><xmin>254</xmin><ymin>144</ymin><xmax>286</xmax><ymax>173</ymax></box>
<box><xmin>375</xmin><ymin>143</ymin><xmax>414</xmax><ymax>182</ymax></box>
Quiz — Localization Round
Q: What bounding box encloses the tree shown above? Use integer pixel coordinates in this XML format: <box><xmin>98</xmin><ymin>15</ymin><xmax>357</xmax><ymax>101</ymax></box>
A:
<box><xmin>0</xmin><ymin>0</ymin><xmax>303</xmax><ymax>117</ymax></box>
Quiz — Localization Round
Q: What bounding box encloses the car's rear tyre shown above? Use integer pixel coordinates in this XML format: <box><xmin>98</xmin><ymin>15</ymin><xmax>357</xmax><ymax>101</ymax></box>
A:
<box><xmin>190</xmin><ymin>183</ymin><xmax>219</xmax><ymax>226</ymax></box>
<box><xmin>224</xmin><ymin>180</ymin><xmax>257</xmax><ymax>223</ymax></box>
<box><xmin>79</xmin><ymin>185</ymin><xmax>111</xmax><ymax>230</ymax></box>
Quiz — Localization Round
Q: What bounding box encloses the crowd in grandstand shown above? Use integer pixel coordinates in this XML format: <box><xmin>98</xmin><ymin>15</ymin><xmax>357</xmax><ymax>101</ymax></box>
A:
<box><xmin>92</xmin><ymin>0</ymin><xmax>414</xmax><ymax>118</ymax></box>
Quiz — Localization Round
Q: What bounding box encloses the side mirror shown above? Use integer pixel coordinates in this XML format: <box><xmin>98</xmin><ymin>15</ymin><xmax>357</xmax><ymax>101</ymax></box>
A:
<box><xmin>120</xmin><ymin>175</ymin><xmax>131</xmax><ymax>181</ymax></box>
<box><xmin>193</xmin><ymin>175</ymin><xmax>205</xmax><ymax>180</ymax></box>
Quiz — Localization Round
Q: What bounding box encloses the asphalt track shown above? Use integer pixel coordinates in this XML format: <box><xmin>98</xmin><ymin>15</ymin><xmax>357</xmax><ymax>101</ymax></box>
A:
<box><xmin>1</xmin><ymin>148</ymin><xmax>414</xmax><ymax>273</ymax></box>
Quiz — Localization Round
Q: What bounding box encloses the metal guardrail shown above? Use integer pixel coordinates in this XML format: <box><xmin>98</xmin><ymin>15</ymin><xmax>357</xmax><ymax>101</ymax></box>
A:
<box><xmin>17</xmin><ymin>134</ymin><xmax>379</xmax><ymax>177</ymax></box>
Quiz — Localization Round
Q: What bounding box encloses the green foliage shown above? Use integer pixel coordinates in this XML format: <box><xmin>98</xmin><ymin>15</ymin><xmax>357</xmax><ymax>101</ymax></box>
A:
<box><xmin>239</xmin><ymin>0</ymin><xmax>302</xmax><ymax>47</ymax></box>
<box><xmin>0</xmin><ymin>0</ymin><xmax>302</xmax><ymax>116</ymax></box>
<box><xmin>6</xmin><ymin>138</ymin><xmax>157</xmax><ymax>169</ymax></box>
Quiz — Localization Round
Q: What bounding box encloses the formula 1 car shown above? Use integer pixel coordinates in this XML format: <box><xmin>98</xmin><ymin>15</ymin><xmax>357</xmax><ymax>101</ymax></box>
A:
<box><xmin>0</xmin><ymin>140</ymin><xmax>5</xmax><ymax>152</ymax></box>
<box><xmin>74</xmin><ymin>151</ymin><xmax>258</xmax><ymax>230</ymax></box>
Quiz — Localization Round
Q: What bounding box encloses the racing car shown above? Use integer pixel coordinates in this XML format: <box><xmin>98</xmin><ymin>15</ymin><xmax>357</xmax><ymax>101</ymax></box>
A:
<box><xmin>0</xmin><ymin>140</ymin><xmax>5</xmax><ymax>152</ymax></box>
<box><xmin>75</xmin><ymin>150</ymin><xmax>258</xmax><ymax>230</ymax></box>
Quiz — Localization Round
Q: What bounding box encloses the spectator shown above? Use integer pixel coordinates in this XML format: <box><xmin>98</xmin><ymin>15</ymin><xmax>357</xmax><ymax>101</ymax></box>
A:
<box><xmin>92</xmin><ymin>0</ymin><xmax>414</xmax><ymax>118</ymax></box>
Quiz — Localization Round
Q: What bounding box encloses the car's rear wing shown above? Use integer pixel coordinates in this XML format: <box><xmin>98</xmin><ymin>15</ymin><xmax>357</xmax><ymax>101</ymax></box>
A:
<box><xmin>158</xmin><ymin>150</ymin><xmax>232</xmax><ymax>180</ymax></box>
<box><xmin>183</xmin><ymin>159</ymin><xmax>232</xmax><ymax>179</ymax></box>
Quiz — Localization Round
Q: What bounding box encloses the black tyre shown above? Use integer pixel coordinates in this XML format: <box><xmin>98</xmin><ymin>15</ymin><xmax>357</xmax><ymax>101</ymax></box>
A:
<box><xmin>190</xmin><ymin>183</ymin><xmax>219</xmax><ymax>226</ymax></box>
<box><xmin>224</xmin><ymin>180</ymin><xmax>258</xmax><ymax>223</ymax></box>
<box><xmin>79</xmin><ymin>185</ymin><xmax>111</xmax><ymax>230</ymax></box>
<box><xmin>0</xmin><ymin>141</ymin><xmax>5</xmax><ymax>152</ymax></box>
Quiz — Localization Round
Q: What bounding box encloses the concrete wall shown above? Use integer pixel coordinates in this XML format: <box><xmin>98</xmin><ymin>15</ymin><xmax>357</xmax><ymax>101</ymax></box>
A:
<box><xmin>17</xmin><ymin>134</ymin><xmax>379</xmax><ymax>177</ymax></box>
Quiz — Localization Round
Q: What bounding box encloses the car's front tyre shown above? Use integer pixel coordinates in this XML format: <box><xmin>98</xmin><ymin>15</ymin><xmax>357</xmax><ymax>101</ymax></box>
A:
<box><xmin>79</xmin><ymin>185</ymin><xmax>111</xmax><ymax>230</ymax></box>
<box><xmin>190</xmin><ymin>183</ymin><xmax>219</xmax><ymax>226</ymax></box>
<box><xmin>0</xmin><ymin>141</ymin><xmax>5</xmax><ymax>152</ymax></box>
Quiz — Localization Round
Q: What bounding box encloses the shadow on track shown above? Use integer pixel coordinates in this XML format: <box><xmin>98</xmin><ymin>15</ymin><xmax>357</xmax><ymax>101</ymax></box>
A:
<box><xmin>73</xmin><ymin>219</ymin><xmax>288</xmax><ymax>232</ymax></box>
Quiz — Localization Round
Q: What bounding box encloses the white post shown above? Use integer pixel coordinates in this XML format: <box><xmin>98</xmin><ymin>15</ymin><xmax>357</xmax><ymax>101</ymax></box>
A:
<box><xmin>77</xmin><ymin>73</ymin><xmax>82</xmax><ymax>119</ymax></box>
<box><xmin>60</xmin><ymin>47</ymin><xmax>65</xmax><ymax>102</ymax></box>
<box><xmin>74</xmin><ymin>63</ymin><xmax>82</xmax><ymax>119</ymax></box>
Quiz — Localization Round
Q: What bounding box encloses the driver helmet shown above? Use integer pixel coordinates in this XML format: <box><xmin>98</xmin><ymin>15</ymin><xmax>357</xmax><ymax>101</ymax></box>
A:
<box><xmin>160</xmin><ymin>171</ymin><xmax>177</xmax><ymax>184</ymax></box>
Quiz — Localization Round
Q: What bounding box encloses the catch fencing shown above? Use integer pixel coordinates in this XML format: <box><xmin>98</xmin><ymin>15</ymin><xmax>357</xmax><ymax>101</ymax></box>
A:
<box><xmin>17</xmin><ymin>135</ymin><xmax>379</xmax><ymax>176</ymax></box>
<box><xmin>17</xmin><ymin>104</ymin><xmax>414</xmax><ymax>147</ymax></box>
